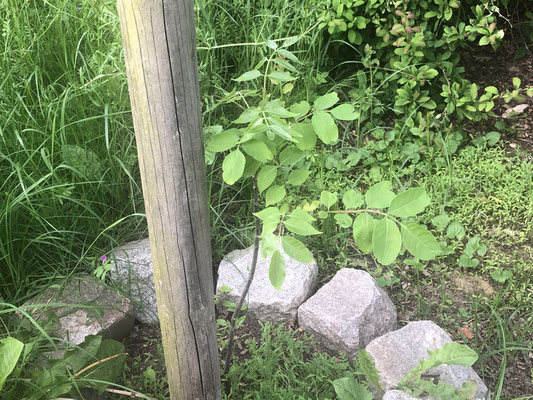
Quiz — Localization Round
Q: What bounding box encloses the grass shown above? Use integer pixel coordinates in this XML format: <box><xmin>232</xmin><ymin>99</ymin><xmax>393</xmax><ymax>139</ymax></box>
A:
<box><xmin>1</xmin><ymin>0</ymin><xmax>532</xmax><ymax>399</ymax></box>
<box><xmin>223</xmin><ymin>322</ymin><xmax>359</xmax><ymax>399</ymax></box>
<box><xmin>0</xmin><ymin>0</ymin><xmax>144</xmax><ymax>301</ymax></box>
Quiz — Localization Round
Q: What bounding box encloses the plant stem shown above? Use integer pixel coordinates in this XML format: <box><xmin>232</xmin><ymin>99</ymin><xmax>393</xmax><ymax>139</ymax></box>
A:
<box><xmin>223</xmin><ymin>173</ymin><xmax>261</xmax><ymax>392</ymax></box>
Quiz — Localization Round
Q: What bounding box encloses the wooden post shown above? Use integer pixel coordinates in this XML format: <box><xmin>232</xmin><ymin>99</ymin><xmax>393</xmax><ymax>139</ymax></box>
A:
<box><xmin>117</xmin><ymin>1</ymin><xmax>221</xmax><ymax>399</ymax></box>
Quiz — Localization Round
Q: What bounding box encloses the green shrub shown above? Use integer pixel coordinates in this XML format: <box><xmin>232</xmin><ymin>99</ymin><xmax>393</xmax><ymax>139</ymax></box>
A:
<box><xmin>317</xmin><ymin>0</ymin><xmax>530</xmax><ymax>146</ymax></box>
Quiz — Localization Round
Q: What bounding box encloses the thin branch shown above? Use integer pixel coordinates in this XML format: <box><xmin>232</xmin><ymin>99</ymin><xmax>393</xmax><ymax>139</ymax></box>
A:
<box><xmin>222</xmin><ymin>174</ymin><xmax>261</xmax><ymax>392</ymax></box>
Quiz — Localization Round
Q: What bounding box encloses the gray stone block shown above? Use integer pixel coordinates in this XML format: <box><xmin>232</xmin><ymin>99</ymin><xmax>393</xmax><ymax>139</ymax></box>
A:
<box><xmin>216</xmin><ymin>244</ymin><xmax>318</xmax><ymax>323</ymax></box>
<box><xmin>365</xmin><ymin>321</ymin><xmax>488</xmax><ymax>399</ymax></box>
<box><xmin>21</xmin><ymin>275</ymin><xmax>134</xmax><ymax>345</ymax></box>
<box><xmin>298</xmin><ymin>268</ymin><xmax>397</xmax><ymax>358</ymax></box>
<box><xmin>110</xmin><ymin>238</ymin><xmax>159</xmax><ymax>324</ymax></box>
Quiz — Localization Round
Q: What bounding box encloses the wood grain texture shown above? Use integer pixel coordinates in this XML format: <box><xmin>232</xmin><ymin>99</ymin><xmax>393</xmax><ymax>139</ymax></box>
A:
<box><xmin>117</xmin><ymin>1</ymin><xmax>221</xmax><ymax>398</ymax></box>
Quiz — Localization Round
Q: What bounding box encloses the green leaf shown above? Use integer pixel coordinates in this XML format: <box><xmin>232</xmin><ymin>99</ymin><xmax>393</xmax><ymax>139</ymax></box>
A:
<box><xmin>330</xmin><ymin>103</ymin><xmax>358</xmax><ymax>120</ymax></box>
<box><xmin>372</xmin><ymin>217</ymin><xmax>401</xmax><ymax>265</ymax></box>
<box><xmin>355</xmin><ymin>16</ymin><xmax>367</xmax><ymax>29</ymax></box>
<box><xmin>257</xmin><ymin>165</ymin><xmax>278</xmax><ymax>193</ymax></box>
<box><xmin>388</xmin><ymin>188</ymin><xmax>430</xmax><ymax>218</ymax></box>
<box><xmin>293</xmin><ymin>123</ymin><xmax>317</xmax><ymax>151</ymax></box>
<box><xmin>431</xmin><ymin>214</ymin><xmax>450</xmax><ymax>231</ymax></box>
<box><xmin>424</xmin><ymin>68</ymin><xmax>438</xmax><ymax>79</ymax></box>
<box><xmin>233</xmin><ymin>69</ymin><xmax>262</xmax><ymax>82</ymax></box>
<box><xmin>272</xmin><ymin>57</ymin><xmax>298</xmax><ymax>73</ymax></box>
<box><xmin>287</xmin><ymin>169</ymin><xmax>311</xmax><ymax>186</ymax></box>
<box><xmin>279</xmin><ymin>146</ymin><xmax>303</xmax><ymax>165</ymax></box>
<box><xmin>421</xmin><ymin>100</ymin><xmax>437</xmax><ymax>110</ymax></box>
<box><xmin>490</xmin><ymin>269</ymin><xmax>513</xmax><ymax>283</ymax></box>
<box><xmin>459</xmin><ymin>254</ymin><xmax>479</xmax><ymax>268</ymax></box>
<box><xmin>278</xmin><ymin>48</ymin><xmax>299</xmax><ymax>62</ymax></box>
<box><xmin>320</xmin><ymin>190</ymin><xmax>338</xmax><ymax>209</ymax></box>
<box><xmin>314</xmin><ymin>92</ymin><xmax>339</xmax><ymax>110</ymax></box>
<box><xmin>365</xmin><ymin>181</ymin><xmax>395</xmax><ymax>209</ymax></box>
<box><xmin>0</xmin><ymin>337</ymin><xmax>24</xmax><ymax>390</ymax></box>
<box><xmin>312</xmin><ymin>111</ymin><xmax>338</xmax><ymax>145</ymax></box>
<box><xmin>254</xmin><ymin>206</ymin><xmax>281</xmax><ymax>221</ymax></box>
<box><xmin>265</xmin><ymin>185</ymin><xmax>286</xmax><ymax>206</ymax></box>
<box><xmin>83</xmin><ymin>339</ymin><xmax>127</xmax><ymax>395</ymax></box>
<box><xmin>207</xmin><ymin>128</ymin><xmax>240</xmax><ymax>152</ymax></box>
<box><xmin>457</xmin><ymin>381</ymin><xmax>478</xmax><ymax>400</ymax></box>
<box><xmin>513</xmin><ymin>77</ymin><xmax>521</xmax><ymax>89</ymax></box>
<box><xmin>401</xmin><ymin>342</ymin><xmax>478</xmax><ymax>385</ymax></box>
<box><xmin>470</xmin><ymin>83</ymin><xmax>478</xmax><ymax>100</ymax></box>
<box><xmin>234</xmin><ymin>107</ymin><xmax>261</xmax><ymax>124</ymax></box>
<box><xmin>242</xmin><ymin>139</ymin><xmax>273</xmax><ymax>162</ymax></box>
<box><xmin>282</xmin><ymin>36</ymin><xmax>300</xmax><ymax>48</ymax></box>
<box><xmin>269</xmin><ymin>123</ymin><xmax>297</xmax><ymax>142</ymax></box>
<box><xmin>485</xmin><ymin>86</ymin><xmax>498</xmax><ymax>95</ymax></box>
<box><xmin>290</xmin><ymin>101</ymin><xmax>311</xmax><ymax>118</ymax></box>
<box><xmin>269</xmin><ymin>250</ymin><xmax>286</xmax><ymax>291</ymax></box>
<box><xmin>348</xmin><ymin>29</ymin><xmax>357</xmax><ymax>43</ymax></box>
<box><xmin>281</xmin><ymin>236</ymin><xmax>314</xmax><ymax>263</ymax></box>
<box><xmin>261</xmin><ymin>233</ymin><xmax>278</xmax><ymax>258</ymax></box>
<box><xmin>401</xmin><ymin>223</ymin><xmax>440</xmax><ymax>260</ymax></box>
<box><xmin>334</xmin><ymin>213</ymin><xmax>353</xmax><ymax>228</ymax></box>
<box><xmin>479</xmin><ymin>36</ymin><xmax>490</xmax><ymax>46</ymax></box>
<box><xmin>289</xmin><ymin>208</ymin><xmax>315</xmax><ymax>222</ymax></box>
<box><xmin>268</xmin><ymin>71</ymin><xmax>297</xmax><ymax>82</ymax></box>
<box><xmin>265</xmin><ymin>99</ymin><xmax>297</xmax><ymax>118</ymax></box>
<box><xmin>265</xmin><ymin>40</ymin><xmax>278</xmax><ymax>50</ymax></box>
<box><xmin>284</xmin><ymin>217</ymin><xmax>321</xmax><ymax>236</ymax></box>
<box><xmin>485</xmin><ymin>131</ymin><xmax>500</xmax><ymax>146</ymax></box>
<box><xmin>222</xmin><ymin>149</ymin><xmax>246</xmax><ymax>185</ymax></box>
<box><xmin>242</xmin><ymin>155</ymin><xmax>260</xmax><ymax>178</ymax></box>
<box><xmin>332</xmin><ymin>377</ymin><xmax>374</xmax><ymax>400</ymax></box>
<box><xmin>446</xmin><ymin>221</ymin><xmax>465</xmax><ymax>239</ymax></box>
<box><xmin>343</xmin><ymin>189</ymin><xmax>364</xmax><ymax>209</ymax></box>
<box><xmin>52</xmin><ymin>335</ymin><xmax>102</xmax><ymax>375</ymax></box>
<box><xmin>353</xmin><ymin>212</ymin><xmax>376</xmax><ymax>253</ymax></box>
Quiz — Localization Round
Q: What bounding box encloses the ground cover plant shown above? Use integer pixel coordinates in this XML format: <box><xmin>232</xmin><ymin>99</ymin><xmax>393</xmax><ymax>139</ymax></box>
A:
<box><xmin>0</xmin><ymin>0</ymin><xmax>532</xmax><ymax>399</ymax></box>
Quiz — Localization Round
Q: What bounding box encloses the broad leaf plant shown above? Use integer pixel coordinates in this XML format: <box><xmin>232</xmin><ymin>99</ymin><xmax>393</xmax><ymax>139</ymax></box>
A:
<box><xmin>207</xmin><ymin>38</ymin><xmax>441</xmax><ymax>291</ymax></box>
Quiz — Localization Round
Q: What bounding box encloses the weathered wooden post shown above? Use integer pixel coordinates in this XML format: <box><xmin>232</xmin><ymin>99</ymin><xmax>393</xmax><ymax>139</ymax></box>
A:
<box><xmin>117</xmin><ymin>1</ymin><xmax>221</xmax><ymax>398</ymax></box>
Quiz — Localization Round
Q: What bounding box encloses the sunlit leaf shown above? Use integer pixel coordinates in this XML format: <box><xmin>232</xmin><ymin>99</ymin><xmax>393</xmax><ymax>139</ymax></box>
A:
<box><xmin>292</xmin><ymin>123</ymin><xmax>317</xmax><ymax>151</ymax></box>
<box><xmin>242</xmin><ymin>139</ymin><xmax>273</xmax><ymax>162</ymax></box>
<box><xmin>320</xmin><ymin>190</ymin><xmax>338</xmax><ymax>209</ymax></box>
<box><xmin>0</xmin><ymin>337</ymin><xmax>23</xmax><ymax>390</ymax></box>
<box><xmin>353</xmin><ymin>212</ymin><xmax>375</xmax><ymax>254</ymax></box>
<box><xmin>287</xmin><ymin>169</ymin><xmax>311</xmax><ymax>186</ymax></box>
<box><xmin>372</xmin><ymin>217</ymin><xmax>401</xmax><ymax>265</ymax></box>
<box><xmin>233</xmin><ymin>70</ymin><xmax>262</xmax><ymax>82</ymax></box>
<box><xmin>269</xmin><ymin>250</ymin><xmax>286</xmax><ymax>290</ymax></box>
<box><xmin>265</xmin><ymin>185</ymin><xmax>286</xmax><ymax>206</ymax></box>
<box><xmin>312</xmin><ymin>111</ymin><xmax>338</xmax><ymax>144</ymax></box>
<box><xmin>388</xmin><ymin>187</ymin><xmax>430</xmax><ymax>218</ymax></box>
<box><xmin>206</xmin><ymin>128</ymin><xmax>241</xmax><ymax>152</ymax></box>
<box><xmin>257</xmin><ymin>165</ymin><xmax>278</xmax><ymax>193</ymax></box>
<box><xmin>330</xmin><ymin>104</ymin><xmax>358</xmax><ymax>120</ymax></box>
<box><xmin>365</xmin><ymin>181</ymin><xmax>395</xmax><ymax>209</ymax></box>
<box><xmin>343</xmin><ymin>189</ymin><xmax>364</xmax><ymax>209</ymax></box>
<box><xmin>401</xmin><ymin>223</ymin><xmax>440</xmax><ymax>260</ymax></box>
<box><xmin>284</xmin><ymin>217</ymin><xmax>321</xmax><ymax>236</ymax></box>
<box><xmin>222</xmin><ymin>149</ymin><xmax>246</xmax><ymax>185</ymax></box>
<box><xmin>314</xmin><ymin>92</ymin><xmax>339</xmax><ymax>110</ymax></box>
<box><xmin>281</xmin><ymin>236</ymin><xmax>314</xmax><ymax>263</ymax></box>
<box><xmin>332</xmin><ymin>377</ymin><xmax>373</xmax><ymax>400</ymax></box>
